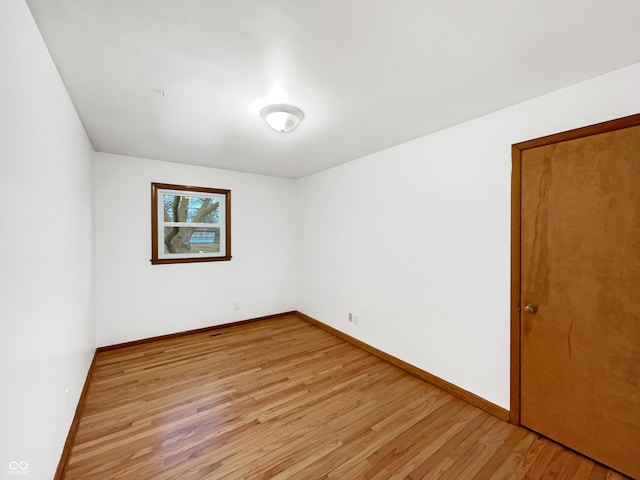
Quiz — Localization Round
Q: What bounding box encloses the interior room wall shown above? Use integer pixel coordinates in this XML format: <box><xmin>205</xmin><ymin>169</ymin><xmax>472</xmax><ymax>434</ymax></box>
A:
<box><xmin>94</xmin><ymin>152</ymin><xmax>297</xmax><ymax>347</ymax></box>
<box><xmin>295</xmin><ymin>61</ymin><xmax>640</xmax><ymax>410</ymax></box>
<box><xmin>0</xmin><ymin>1</ymin><xmax>96</xmax><ymax>478</ymax></box>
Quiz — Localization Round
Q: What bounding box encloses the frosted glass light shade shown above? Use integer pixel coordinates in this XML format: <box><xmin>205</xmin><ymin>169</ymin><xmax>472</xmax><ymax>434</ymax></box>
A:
<box><xmin>261</xmin><ymin>104</ymin><xmax>304</xmax><ymax>133</ymax></box>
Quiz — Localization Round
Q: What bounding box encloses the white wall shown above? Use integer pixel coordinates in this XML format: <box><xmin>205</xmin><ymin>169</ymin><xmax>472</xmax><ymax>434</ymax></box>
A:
<box><xmin>296</xmin><ymin>62</ymin><xmax>640</xmax><ymax>410</ymax></box>
<box><xmin>0</xmin><ymin>1</ymin><xmax>95</xmax><ymax>478</ymax></box>
<box><xmin>94</xmin><ymin>153</ymin><xmax>296</xmax><ymax>346</ymax></box>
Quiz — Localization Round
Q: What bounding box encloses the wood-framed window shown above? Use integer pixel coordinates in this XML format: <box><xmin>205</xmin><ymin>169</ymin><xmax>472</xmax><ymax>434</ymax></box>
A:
<box><xmin>151</xmin><ymin>183</ymin><xmax>231</xmax><ymax>265</ymax></box>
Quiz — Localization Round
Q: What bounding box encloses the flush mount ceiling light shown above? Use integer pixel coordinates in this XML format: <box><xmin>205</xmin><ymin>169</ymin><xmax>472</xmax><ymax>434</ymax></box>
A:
<box><xmin>260</xmin><ymin>104</ymin><xmax>304</xmax><ymax>133</ymax></box>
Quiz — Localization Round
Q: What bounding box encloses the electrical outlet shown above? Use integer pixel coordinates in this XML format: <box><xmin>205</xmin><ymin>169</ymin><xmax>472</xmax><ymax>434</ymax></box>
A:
<box><xmin>233</xmin><ymin>302</ymin><xmax>240</xmax><ymax>311</ymax></box>
<box><xmin>348</xmin><ymin>313</ymin><xmax>353</xmax><ymax>323</ymax></box>
<box><xmin>353</xmin><ymin>314</ymin><xmax>359</xmax><ymax>325</ymax></box>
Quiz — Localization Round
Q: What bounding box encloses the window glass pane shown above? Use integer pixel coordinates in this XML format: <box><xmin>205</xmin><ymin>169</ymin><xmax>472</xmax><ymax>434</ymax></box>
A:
<box><xmin>163</xmin><ymin>227</ymin><xmax>221</xmax><ymax>254</ymax></box>
<box><xmin>152</xmin><ymin>183</ymin><xmax>230</xmax><ymax>264</ymax></box>
<box><xmin>163</xmin><ymin>194</ymin><xmax>220</xmax><ymax>224</ymax></box>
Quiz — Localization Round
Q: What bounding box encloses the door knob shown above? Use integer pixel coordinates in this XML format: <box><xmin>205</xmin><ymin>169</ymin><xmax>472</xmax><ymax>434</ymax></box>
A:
<box><xmin>524</xmin><ymin>304</ymin><xmax>537</xmax><ymax>314</ymax></box>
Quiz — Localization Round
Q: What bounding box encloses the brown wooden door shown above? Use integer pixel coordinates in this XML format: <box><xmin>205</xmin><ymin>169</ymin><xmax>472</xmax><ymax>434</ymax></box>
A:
<box><xmin>516</xmin><ymin>117</ymin><xmax>640</xmax><ymax>478</ymax></box>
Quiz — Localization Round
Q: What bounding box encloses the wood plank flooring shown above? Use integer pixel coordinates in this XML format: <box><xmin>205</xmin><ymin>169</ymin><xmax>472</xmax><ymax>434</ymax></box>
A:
<box><xmin>63</xmin><ymin>315</ymin><xmax>631</xmax><ymax>479</ymax></box>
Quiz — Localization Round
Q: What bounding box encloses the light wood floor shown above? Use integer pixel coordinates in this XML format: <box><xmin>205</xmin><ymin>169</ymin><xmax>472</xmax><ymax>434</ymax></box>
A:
<box><xmin>64</xmin><ymin>315</ymin><xmax>630</xmax><ymax>479</ymax></box>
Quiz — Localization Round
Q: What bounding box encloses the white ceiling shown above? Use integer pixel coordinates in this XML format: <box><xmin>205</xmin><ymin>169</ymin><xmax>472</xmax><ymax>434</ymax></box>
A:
<box><xmin>26</xmin><ymin>0</ymin><xmax>640</xmax><ymax>178</ymax></box>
